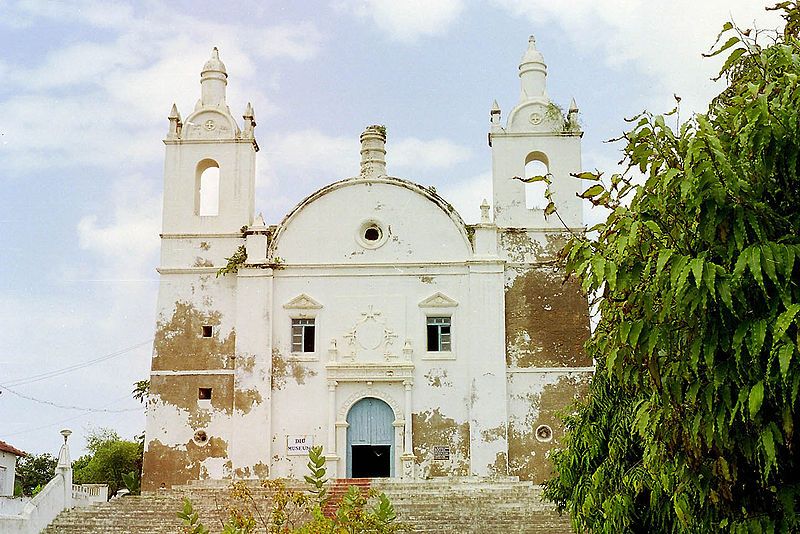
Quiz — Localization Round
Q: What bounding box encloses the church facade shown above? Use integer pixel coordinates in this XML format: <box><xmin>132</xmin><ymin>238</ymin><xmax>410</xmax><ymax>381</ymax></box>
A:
<box><xmin>142</xmin><ymin>38</ymin><xmax>592</xmax><ymax>491</ymax></box>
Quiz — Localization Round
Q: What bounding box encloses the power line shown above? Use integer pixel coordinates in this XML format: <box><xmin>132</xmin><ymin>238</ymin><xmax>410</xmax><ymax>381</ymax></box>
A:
<box><xmin>0</xmin><ymin>393</ymin><xmax>141</xmax><ymax>439</ymax></box>
<box><xmin>3</xmin><ymin>339</ymin><xmax>152</xmax><ymax>387</ymax></box>
<box><xmin>0</xmin><ymin>384</ymin><xmax>142</xmax><ymax>413</ymax></box>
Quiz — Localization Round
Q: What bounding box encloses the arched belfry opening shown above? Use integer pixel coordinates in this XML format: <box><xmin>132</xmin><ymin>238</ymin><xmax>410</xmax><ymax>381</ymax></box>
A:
<box><xmin>524</xmin><ymin>151</ymin><xmax>549</xmax><ymax>210</ymax></box>
<box><xmin>196</xmin><ymin>159</ymin><xmax>220</xmax><ymax>216</ymax></box>
<box><xmin>346</xmin><ymin>397</ymin><xmax>395</xmax><ymax>478</ymax></box>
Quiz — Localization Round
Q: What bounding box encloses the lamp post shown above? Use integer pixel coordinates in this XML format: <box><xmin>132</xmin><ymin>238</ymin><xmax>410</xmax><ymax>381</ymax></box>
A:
<box><xmin>56</xmin><ymin>429</ymin><xmax>73</xmax><ymax>508</ymax></box>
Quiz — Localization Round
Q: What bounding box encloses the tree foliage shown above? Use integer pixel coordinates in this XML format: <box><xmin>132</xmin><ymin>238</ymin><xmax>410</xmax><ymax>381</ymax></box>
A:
<box><xmin>179</xmin><ymin>446</ymin><xmax>404</xmax><ymax>533</ymax></box>
<box><xmin>544</xmin><ymin>4</ymin><xmax>800</xmax><ymax>532</ymax></box>
<box><xmin>15</xmin><ymin>453</ymin><xmax>57</xmax><ymax>496</ymax></box>
<box><xmin>73</xmin><ymin>428</ymin><xmax>143</xmax><ymax>496</ymax></box>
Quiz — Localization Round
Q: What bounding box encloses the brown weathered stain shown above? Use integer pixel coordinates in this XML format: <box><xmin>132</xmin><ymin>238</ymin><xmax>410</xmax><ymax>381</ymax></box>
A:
<box><xmin>234</xmin><ymin>466</ymin><xmax>251</xmax><ymax>478</ymax></box>
<box><xmin>233</xmin><ymin>354</ymin><xmax>263</xmax><ymax>415</ymax></box>
<box><xmin>142</xmin><ymin>436</ymin><xmax>228</xmax><ymax>491</ymax></box>
<box><xmin>234</xmin><ymin>387</ymin><xmax>263</xmax><ymax>414</ymax></box>
<box><xmin>412</xmin><ymin>408</ymin><xmax>470</xmax><ymax>478</ymax></box>
<box><xmin>152</xmin><ymin>301</ymin><xmax>235</xmax><ymax>371</ymax></box>
<box><xmin>500</xmin><ymin>229</ymin><xmax>538</xmax><ymax>263</ymax></box>
<box><xmin>487</xmin><ymin>451</ymin><xmax>508</xmax><ymax>476</ymax></box>
<box><xmin>505</xmin><ymin>268</ymin><xmax>590</xmax><ymax>368</ymax></box>
<box><xmin>151</xmin><ymin>374</ymin><xmax>234</xmax><ymax>417</ymax></box>
<box><xmin>424</xmin><ymin>368</ymin><xmax>451</xmax><ymax>388</ymax></box>
<box><xmin>199</xmin><ymin>241</ymin><xmax>211</xmax><ymax>251</ymax></box>
<box><xmin>272</xmin><ymin>348</ymin><xmax>317</xmax><ymax>390</ymax></box>
<box><xmin>419</xmin><ymin>275</ymin><xmax>435</xmax><ymax>284</ymax></box>
<box><xmin>507</xmin><ymin>374</ymin><xmax>589</xmax><ymax>483</ymax></box>
<box><xmin>500</xmin><ymin>230</ymin><xmax>570</xmax><ymax>263</ymax></box>
<box><xmin>480</xmin><ymin>424</ymin><xmax>506</xmax><ymax>443</ymax></box>
<box><xmin>253</xmin><ymin>461</ymin><xmax>269</xmax><ymax>478</ymax></box>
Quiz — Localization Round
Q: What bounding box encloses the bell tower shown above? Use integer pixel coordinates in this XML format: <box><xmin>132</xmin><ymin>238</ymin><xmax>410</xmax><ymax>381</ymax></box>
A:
<box><xmin>161</xmin><ymin>47</ymin><xmax>258</xmax><ymax>242</ymax></box>
<box><xmin>489</xmin><ymin>36</ymin><xmax>583</xmax><ymax>230</ymax></box>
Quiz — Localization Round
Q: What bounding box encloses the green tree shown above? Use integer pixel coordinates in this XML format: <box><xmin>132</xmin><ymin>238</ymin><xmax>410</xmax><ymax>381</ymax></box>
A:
<box><xmin>15</xmin><ymin>453</ymin><xmax>57</xmax><ymax>495</ymax></box>
<box><xmin>73</xmin><ymin>428</ymin><xmax>143</xmax><ymax>496</ymax></box>
<box><xmin>543</xmin><ymin>4</ymin><xmax>800</xmax><ymax>532</ymax></box>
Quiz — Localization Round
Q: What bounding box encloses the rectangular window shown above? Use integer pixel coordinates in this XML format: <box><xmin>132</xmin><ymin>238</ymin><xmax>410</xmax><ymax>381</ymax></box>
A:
<box><xmin>201</xmin><ymin>325</ymin><xmax>213</xmax><ymax>337</ymax></box>
<box><xmin>291</xmin><ymin>318</ymin><xmax>315</xmax><ymax>353</ymax></box>
<box><xmin>198</xmin><ymin>388</ymin><xmax>212</xmax><ymax>400</ymax></box>
<box><xmin>427</xmin><ymin>317</ymin><xmax>452</xmax><ymax>352</ymax></box>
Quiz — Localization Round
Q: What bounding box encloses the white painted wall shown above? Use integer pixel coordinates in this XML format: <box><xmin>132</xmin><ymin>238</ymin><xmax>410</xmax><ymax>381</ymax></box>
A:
<box><xmin>0</xmin><ymin>452</ymin><xmax>17</xmax><ymax>497</ymax></box>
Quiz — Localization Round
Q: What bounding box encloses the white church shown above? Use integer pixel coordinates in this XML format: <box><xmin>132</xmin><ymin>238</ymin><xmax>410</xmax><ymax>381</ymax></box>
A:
<box><xmin>142</xmin><ymin>38</ymin><xmax>592</xmax><ymax>491</ymax></box>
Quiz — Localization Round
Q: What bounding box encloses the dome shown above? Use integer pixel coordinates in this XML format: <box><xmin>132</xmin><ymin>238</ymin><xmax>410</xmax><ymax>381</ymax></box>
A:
<box><xmin>202</xmin><ymin>47</ymin><xmax>227</xmax><ymax>74</ymax></box>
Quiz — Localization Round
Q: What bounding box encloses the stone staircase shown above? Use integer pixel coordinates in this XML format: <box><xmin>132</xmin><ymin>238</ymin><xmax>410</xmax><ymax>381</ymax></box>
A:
<box><xmin>322</xmin><ymin>477</ymin><xmax>372</xmax><ymax>517</ymax></box>
<box><xmin>43</xmin><ymin>478</ymin><xmax>573</xmax><ymax>533</ymax></box>
<box><xmin>375</xmin><ymin>478</ymin><xmax>573</xmax><ymax>533</ymax></box>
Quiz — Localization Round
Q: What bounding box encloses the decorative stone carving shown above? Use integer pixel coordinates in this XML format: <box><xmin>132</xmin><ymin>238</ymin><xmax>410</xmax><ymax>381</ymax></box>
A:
<box><xmin>337</xmin><ymin>388</ymin><xmax>403</xmax><ymax>420</ymax></box>
<box><xmin>342</xmin><ymin>305</ymin><xmax>398</xmax><ymax>360</ymax></box>
<box><xmin>283</xmin><ymin>294</ymin><xmax>323</xmax><ymax>310</ymax></box>
<box><xmin>418</xmin><ymin>292</ymin><xmax>458</xmax><ymax>308</ymax></box>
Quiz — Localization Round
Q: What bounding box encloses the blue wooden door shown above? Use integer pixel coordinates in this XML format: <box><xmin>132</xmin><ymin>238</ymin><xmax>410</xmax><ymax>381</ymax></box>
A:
<box><xmin>346</xmin><ymin>397</ymin><xmax>394</xmax><ymax>477</ymax></box>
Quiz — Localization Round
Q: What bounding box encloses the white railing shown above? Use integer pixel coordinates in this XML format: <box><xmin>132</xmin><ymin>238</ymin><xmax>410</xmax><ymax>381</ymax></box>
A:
<box><xmin>72</xmin><ymin>483</ymin><xmax>108</xmax><ymax>506</ymax></box>
<box><xmin>0</xmin><ymin>471</ymin><xmax>68</xmax><ymax>534</ymax></box>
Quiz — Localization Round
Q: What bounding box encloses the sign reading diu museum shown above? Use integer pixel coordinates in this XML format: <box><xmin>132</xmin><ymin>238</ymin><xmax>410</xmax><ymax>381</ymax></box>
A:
<box><xmin>287</xmin><ymin>435</ymin><xmax>314</xmax><ymax>455</ymax></box>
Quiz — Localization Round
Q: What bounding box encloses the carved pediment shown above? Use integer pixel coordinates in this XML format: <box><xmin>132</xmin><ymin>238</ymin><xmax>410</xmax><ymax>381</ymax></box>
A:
<box><xmin>283</xmin><ymin>294</ymin><xmax>323</xmax><ymax>310</ymax></box>
<box><xmin>339</xmin><ymin>305</ymin><xmax>400</xmax><ymax>361</ymax></box>
<box><xmin>418</xmin><ymin>292</ymin><xmax>458</xmax><ymax>308</ymax></box>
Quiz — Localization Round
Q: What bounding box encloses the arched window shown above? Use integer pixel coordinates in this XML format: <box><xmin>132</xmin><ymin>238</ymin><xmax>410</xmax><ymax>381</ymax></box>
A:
<box><xmin>524</xmin><ymin>152</ymin><xmax>549</xmax><ymax>210</ymax></box>
<box><xmin>196</xmin><ymin>160</ymin><xmax>220</xmax><ymax>216</ymax></box>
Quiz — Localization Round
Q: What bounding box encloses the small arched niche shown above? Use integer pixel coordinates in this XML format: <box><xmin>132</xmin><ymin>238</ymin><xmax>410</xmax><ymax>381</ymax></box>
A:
<box><xmin>196</xmin><ymin>159</ymin><xmax>220</xmax><ymax>216</ymax></box>
<box><xmin>524</xmin><ymin>151</ymin><xmax>549</xmax><ymax>210</ymax></box>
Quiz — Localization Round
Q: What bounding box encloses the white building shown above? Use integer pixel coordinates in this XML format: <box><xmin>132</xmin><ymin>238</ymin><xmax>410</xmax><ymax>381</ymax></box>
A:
<box><xmin>142</xmin><ymin>38</ymin><xmax>592</xmax><ymax>491</ymax></box>
<box><xmin>0</xmin><ymin>440</ymin><xmax>26</xmax><ymax>497</ymax></box>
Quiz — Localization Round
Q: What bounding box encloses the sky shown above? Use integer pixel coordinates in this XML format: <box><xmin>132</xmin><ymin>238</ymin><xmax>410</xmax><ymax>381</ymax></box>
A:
<box><xmin>0</xmin><ymin>0</ymin><xmax>785</xmax><ymax>457</ymax></box>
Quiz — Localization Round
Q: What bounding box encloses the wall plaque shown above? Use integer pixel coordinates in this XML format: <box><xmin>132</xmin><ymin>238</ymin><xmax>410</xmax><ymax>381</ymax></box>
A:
<box><xmin>433</xmin><ymin>446</ymin><xmax>450</xmax><ymax>461</ymax></box>
<box><xmin>287</xmin><ymin>435</ymin><xmax>314</xmax><ymax>455</ymax></box>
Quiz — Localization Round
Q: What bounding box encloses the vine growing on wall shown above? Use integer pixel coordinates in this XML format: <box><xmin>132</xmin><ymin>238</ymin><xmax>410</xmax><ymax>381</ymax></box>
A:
<box><xmin>217</xmin><ymin>245</ymin><xmax>247</xmax><ymax>277</ymax></box>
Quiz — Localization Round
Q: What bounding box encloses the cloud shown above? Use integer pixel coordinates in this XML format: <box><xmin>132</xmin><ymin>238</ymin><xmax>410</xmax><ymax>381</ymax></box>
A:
<box><xmin>390</xmin><ymin>137</ymin><xmax>472</xmax><ymax>171</ymax></box>
<box><xmin>76</xmin><ymin>174</ymin><xmax>161</xmax><ymax>281</ymax></box>
<box><xmin>493</xmin><ymin>0</ymin><xmax>783</xmax><ymax>115</ymax></box>
<box><xmin>0</xmin><ymin>3</ymin><xmax>320</xmax><ymax>176</ymax></box>
<box><xmin>260</xmin><ymin>129</ymin><xmax>360</xmax><ymax>187</ymax></box>
<box><xmin>439</xmin><ymin>170</ymin><xmax>492</xmax><ymax>224</ymax></box>
<box><xmin>340</xmin><ymin>0</ymin><xmax>465</xmax><ymax>43</ymax></box>
<box><xmin>254</xmin><ymin>129</ymin><xmax>473</xmax><ymax>219</ymax></box>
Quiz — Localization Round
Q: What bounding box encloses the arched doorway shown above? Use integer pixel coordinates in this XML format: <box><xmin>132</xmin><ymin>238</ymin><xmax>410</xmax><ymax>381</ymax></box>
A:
<box><xmin>346</xmin><ymin>397</ymin><xmax>394</xmax><ymax>478</ymax></box>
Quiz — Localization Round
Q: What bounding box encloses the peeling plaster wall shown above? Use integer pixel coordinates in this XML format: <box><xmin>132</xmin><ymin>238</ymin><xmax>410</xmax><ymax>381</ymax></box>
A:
<box><xmin>266</xmin><ymin>264</ymin><xmax>497</xmax><ymax>479</ymax></box>
<box><xmin>142</xmin><ymin>273</ymin><xmax>240</xmax><ymax>490</ymax></box>
<box><xmin>506</xmin><ymin>371</ymin><xmax>590</xmax><ymax>482</ymax></box>
<box><xmin>145</xmin><ymin>163</ymin><xmax>591</xmax><ymax>489</ymax></box>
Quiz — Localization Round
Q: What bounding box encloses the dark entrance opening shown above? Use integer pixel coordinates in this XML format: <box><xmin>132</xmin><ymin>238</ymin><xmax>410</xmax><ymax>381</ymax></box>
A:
<box><xmin>351</xmin><ymin>445</ymin><xmax>391</xmax><ymax>478</ymax></box>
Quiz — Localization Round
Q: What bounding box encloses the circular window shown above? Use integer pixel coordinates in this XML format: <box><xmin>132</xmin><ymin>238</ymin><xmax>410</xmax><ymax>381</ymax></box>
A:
<box><xmin>535</xmin><ymin>425</ymin><xmax>553</xmax><ymax>443</ymax></box>
<box><xmin>193</xmin><ymin>430</ymin><xmax>209</xmax><ymax>446</ymax></box>
<box><xmin>356</xmin><ymin>220</ymin><xmax>388</xmax><ymax>249</ymax></box>
<box><xmin>364</xmin><ymin>226</ymin><xmax>381</xmax><ymax>241</ymax></box>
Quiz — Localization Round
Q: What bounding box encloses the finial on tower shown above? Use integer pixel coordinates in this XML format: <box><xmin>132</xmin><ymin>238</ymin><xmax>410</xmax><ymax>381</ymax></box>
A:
<box><xmin>360</xmin><ymin>125</ymin><xmax>387</xmax><ymax>178</ymax></box>
<box><xmin>203</xmin><ymin>47</ymin><xmax>227</xmax><ymax>75</ymax></box>
<box><xmin>243</xmin><ymin>102</ymin><xmax>256</xmax><ymax>137</ymax></box>
<box><xmin>200</xmin><ymin>47</ymin><xmax>228</xmax><ymax>108</ymax></box>
<box><xmin>480</xmin><ymin>199</ymin><xmax>491</xmax><ymax>223</ymax></box>
<box><xmin>569</xmin><ymin>97</ymin><xmax>578</xmax><ymax>112</ymax></box>
<box><xmin>490</xmin><ymin>99</ymin><xmax>501</xmax><ymax>125</ymax></box>
<box><xmin>167</xmin><ymin>103</ymin><xmax>182</xmax><ymax>138</ymax></box>
<box><xmin>519</xmin><ymin>34</ymin><xmax>547</xmax><ymax>102</ymax></box>
<box><xmin>567</xmin><ymin>97</ymin><xmax>580</xmax><ymax>132</ymax></box>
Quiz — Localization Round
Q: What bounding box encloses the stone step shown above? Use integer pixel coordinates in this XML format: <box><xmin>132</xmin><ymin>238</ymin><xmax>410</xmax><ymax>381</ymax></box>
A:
<box><xmin>43</xmin><ymin>479</ymin><xmax>573</xmax><ymax>533</ymax></box>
